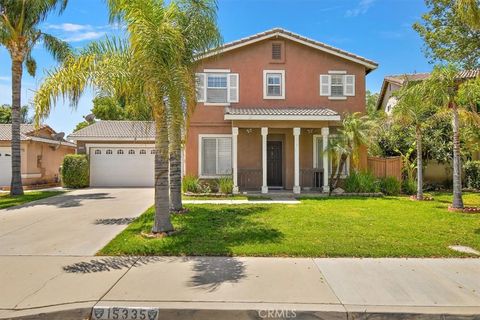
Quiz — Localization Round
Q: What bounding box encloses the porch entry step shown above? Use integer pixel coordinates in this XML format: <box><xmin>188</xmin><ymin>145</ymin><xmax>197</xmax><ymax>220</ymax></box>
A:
<box><xmin>268</xmin><ymin>186</ymin><xmax>284</xmax><ymax>190</ymax></box>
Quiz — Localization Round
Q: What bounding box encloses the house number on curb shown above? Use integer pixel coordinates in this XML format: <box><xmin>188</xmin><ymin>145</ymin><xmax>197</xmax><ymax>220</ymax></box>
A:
<box><xmin>91</xmin><ymin>306</ymin><xmax>159</xmax><ymax>320</ymax></box>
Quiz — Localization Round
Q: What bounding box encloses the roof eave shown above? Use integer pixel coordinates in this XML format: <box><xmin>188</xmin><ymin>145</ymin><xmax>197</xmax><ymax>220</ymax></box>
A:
<box><xmin>224</xmin><ymin>114</ymin><xmax>341</xmax><ymax>121</ymax></box>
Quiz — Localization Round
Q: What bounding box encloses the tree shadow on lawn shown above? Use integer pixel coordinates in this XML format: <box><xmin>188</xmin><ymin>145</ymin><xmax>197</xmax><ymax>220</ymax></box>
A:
<box><xmin>297</xmin><ymin>196</ymin><xmax>399</xmax><ymax>202</ymax></box>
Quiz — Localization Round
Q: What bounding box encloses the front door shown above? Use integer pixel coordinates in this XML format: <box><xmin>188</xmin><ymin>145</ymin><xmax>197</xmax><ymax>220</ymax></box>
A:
<box><xmin>267</xmin><ymin>141</ymin><xmax>283</xmax><ymax>187</ymax></box>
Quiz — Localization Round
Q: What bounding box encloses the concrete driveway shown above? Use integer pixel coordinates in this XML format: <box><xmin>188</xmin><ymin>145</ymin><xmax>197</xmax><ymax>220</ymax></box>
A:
<box><xmin>0</xmin><ymin>188</ymin><xmax>153</xmax><ymax>255</ymax></box>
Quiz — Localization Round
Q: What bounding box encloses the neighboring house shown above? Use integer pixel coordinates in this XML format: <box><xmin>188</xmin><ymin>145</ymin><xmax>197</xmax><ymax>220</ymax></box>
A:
<box><xmin>68</xmin><ymin>121</ymin><xmax>155</xmax><ymax>187</ymax></box>
<box><xmin>187</xmin><ymin>28</ymin><xmax>378</xmax><ymax>194</ymax></box>
<box><xmin>69</xmin><ymin>28</ymin><xmax>378</xmax><ymax>192</ymax></box>
<box><xmin>0</xmin><ymin>124</ymin><xmax>76</xmax><ymax>187</ymax></box>
<box><xmin>376</xmin><ymin>69</ymin><xmax>480</xmax><ymax>183</ymax></box>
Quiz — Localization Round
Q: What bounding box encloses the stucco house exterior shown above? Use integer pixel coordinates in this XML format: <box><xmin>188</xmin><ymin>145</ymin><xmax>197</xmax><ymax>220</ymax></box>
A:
<box><xmin>69</xmin><ymin>28</ymin><xmax>378</xmax><ymax>192</ymax></box>
<box><xmin>0</xmin><ymin>124</ymin><xmax>76</xmax><ymax>188</ymax></box>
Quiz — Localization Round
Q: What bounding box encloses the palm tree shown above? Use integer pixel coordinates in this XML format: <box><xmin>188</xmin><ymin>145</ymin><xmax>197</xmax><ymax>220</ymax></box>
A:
<box><xmin>424</xmin><ymin>65</ymin><xmax>480</xmax><ymax>209</ymax></box>
<box><xmin>36</xmin><ymin>0</ymin><xmax>220</xmax><ymax>233</ymax></box>
<box><xmin>327</xmin><ymin>112</ymin><xmax>372</xmax><ymax>190</ymax></box>
<box><xmin>0</xmin><ymin>0</ymin><xmax>71</xmax><ymax>196</ymax></box>
<box><xmin>393</xmin><ymin>80</ymin><xmax>437</xmax><ymax>200</ymax></box>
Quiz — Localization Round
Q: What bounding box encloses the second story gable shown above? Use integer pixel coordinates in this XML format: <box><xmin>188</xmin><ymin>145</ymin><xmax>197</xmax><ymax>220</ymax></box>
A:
<box><xmin>194</xmin><ymin>28</ymin><xmax>378</xmax><ymax>115</ymax></box>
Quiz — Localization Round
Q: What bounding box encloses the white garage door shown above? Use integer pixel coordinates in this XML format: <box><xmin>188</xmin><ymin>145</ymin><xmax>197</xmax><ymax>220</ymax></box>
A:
<box><xmin>90</xmin><ymin>146</ymin><xmax>155</xmax><ymax>187</ymax></box>
<box><xmin>0</xmin><ymin>147</ymin><xmax>12</xmax><ymax>187</ymax></box>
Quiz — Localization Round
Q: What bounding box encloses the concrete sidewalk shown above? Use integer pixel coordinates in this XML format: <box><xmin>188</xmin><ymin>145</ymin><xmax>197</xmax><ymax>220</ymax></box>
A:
<box><xmin>0</xmin><ymin>256</ymin><xmax>479</xmax><ymax>319</ymax></box>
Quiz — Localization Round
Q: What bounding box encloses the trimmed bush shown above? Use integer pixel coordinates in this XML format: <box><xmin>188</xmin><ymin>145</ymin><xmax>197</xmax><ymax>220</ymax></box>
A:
<box><xmin>218</xmin><ymin>176</ymin><xmax>233</xmax><ymax>194</ymax></box>
<box><xmin>182</xmin><ymin>175</ymin><xmax>201</xmax><ymax>193</ymax></box>
<box><xmin>379</xmin><ymin>176</ymin><xmax>401</xmax><ymax>196</ymax></box>
<box><xmin>62</xmin><ymin>154</ymin><xmax>89</xmax><ymax>188</ymax></box>
<box><xmin>464</xmin><ymin>160</ymin><xmax>480</xmax><ymax>190</ymax></box>
<box><xmin>402</xmin><ymin>178</ymin><xmax>417</xmax><ymax>195</ymax></box>
<box><xmin>344</xmin><ymin>171</ymin><xmax>379</xmax><ymax>193</ymax></box>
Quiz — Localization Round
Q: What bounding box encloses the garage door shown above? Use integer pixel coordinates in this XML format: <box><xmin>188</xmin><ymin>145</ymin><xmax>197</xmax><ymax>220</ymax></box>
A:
<box><xmin>0</xmin><ymin>147</ymin><xmax>12</xmax><ymax>187</ymax></box>
<box><xmin>90</xmin><ymin>146</ymin><xmax>155</xmax><ymax>187</ymax></box>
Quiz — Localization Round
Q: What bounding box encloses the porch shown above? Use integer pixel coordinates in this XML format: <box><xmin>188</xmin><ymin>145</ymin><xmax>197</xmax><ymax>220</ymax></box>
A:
<box><xmin>226</xmin><ymin>107</ymin><xmax>342</xmax><ymax>194</ymax></box>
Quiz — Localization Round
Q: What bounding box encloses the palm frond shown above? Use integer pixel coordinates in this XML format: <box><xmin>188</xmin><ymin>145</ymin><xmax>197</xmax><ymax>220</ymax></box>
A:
<box><xmin>42</xmin><ymin>32</ymin><xmax>72</xmax><ymax>62</ymax></box>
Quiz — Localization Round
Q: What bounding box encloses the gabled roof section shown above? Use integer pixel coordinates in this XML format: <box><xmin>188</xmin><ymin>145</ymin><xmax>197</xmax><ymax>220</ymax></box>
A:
<box><xmin>0</xmin><ymin>124</ymin><xmax>75</xmax><ymax>147</ymax></box>
<box><xmin>376</xmin><ymin>69</ymin><xmax>480</xmax><ymax>110</ymax></box>
<box><xmin>199</xmin><ymin>28</ymin><xmax>378</xmax><ymax>73</ymax></box>
<box><xmin>68</xmin><ymin>121</ymin><xmax>155</xmax><ymax>141</ymax></box>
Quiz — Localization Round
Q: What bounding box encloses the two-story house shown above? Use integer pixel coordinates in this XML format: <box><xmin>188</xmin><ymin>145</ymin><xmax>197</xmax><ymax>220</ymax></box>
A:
<box><xmin>68</xmin><ymin>28</ymin><xmax>378</xmax><ymax>191</ymax></box>
<box><xmin>186</xmin><ymin>28</ymin><xmax>378</xmax><ymax>194</ymax></box>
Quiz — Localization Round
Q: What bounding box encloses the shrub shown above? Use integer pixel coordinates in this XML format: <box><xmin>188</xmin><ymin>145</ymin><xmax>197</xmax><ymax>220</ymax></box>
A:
<box><xmin>218</xmin><ymin>176</ymin><xmax>233</xmax><ymax>194</ymax></box>
<box><xmin>182</xmin><ymin>175</ymin><xmax>201</xmax><ymax>193</ymax></box>
<box><xmin>402</xmin><ymin>178</ymin><xmax>417</xmax><ymax>195</ymax></box>
<box><xmin>62</xmin><ymin>154</ymin><xmax>89</xmax><ymax>188</ymax></box>
<box><xmin>344</xmin><ymin>171</ymin><xmax>379</xmax><ymax>193</ymax></box>
<box><xmin>379</xmin><ymin>176</ymin><xmax>401</xmax><ymax>195</ymax></box>
<box><xmin>464</xmin><ymin>161</ymin><xmax>480</xmax><ymax>190</ymax></box>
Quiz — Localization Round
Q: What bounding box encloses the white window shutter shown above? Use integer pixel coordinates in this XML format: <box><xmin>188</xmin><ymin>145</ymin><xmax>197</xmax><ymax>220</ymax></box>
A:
<box><xmin>195</xmin><ymin>73</ymin><xmax>206</xmax><ymax>102</ymax></box>
<box><xmin>320</xmin><ymin>75</ymin><xmax>331</xmax><ymax>96</ymax></box>
<box><xmin>228</xmin><ymin>73</ymin><xmax>239</xmax><ymax>103</ymax></box>
<box><xmin>345</xmin><ymin>75</ymin><xmax>355</xmax><ymax>96</ymax></box>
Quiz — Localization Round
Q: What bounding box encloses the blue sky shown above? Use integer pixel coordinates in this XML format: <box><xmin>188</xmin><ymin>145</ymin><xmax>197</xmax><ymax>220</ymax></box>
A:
<box><xmin>0</xmin><ymin>0</ymin><xmax>431</xmax><ymax>134</ymax></box>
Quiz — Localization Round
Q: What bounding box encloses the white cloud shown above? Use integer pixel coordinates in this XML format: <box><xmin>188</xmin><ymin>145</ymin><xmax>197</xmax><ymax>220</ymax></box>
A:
<box><xmin>46</xmin><ymin>23</ymin><xmax>92</xmax><ymax>32</ymax></box>
<box><xmin>0</xmin><ymin>76</ymin><xmax>10</xmax><ymax>82</ymax></box>
<box><xmin>345</xmin><ymin>0</ymin><xmax>376</xmax><ymax>17</ymax></box>
<box><xmin>63</xmin><ymin>31</ymin><xmax>106</xmax><ymax>43</ymax></box>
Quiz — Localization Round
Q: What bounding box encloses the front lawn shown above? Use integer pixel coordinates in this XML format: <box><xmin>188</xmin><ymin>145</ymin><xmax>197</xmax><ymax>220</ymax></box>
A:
<box><xmin>99</xmin><ymin>192</ymin><xmax>480</xmax><ymax>257</ymax></box>
<box><xmin>0</xmin><ymin>191</ymin><xmax>64</xmax><ymax>209</ymax></box>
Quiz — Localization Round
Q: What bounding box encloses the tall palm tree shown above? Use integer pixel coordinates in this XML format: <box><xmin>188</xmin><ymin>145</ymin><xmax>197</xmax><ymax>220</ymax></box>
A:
<box><xmin>0</xmin><ymin>0</ymin><xmax>71</xmax><ymax>196</ymax></box>
<box><xmin>327</xmin><ymin>112</ymin><xmax>372</xmax><ymax>190</ymax></box>
<box><xmin>424</xmin><ymin>65</ymin><xmax>480</xmax><ymax>209</ymax></box>
<box><xmin>393</xmin><ymin>80</ymin><xmax>437</xmax><ymax>200</ymax></box>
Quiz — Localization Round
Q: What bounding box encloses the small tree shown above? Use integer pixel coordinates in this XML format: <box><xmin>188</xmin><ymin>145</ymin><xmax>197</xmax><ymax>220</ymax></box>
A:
<box><xmin>393</xmin><ymin>80</ymin><xmax>438</xmax><ymax>200</ymax></box>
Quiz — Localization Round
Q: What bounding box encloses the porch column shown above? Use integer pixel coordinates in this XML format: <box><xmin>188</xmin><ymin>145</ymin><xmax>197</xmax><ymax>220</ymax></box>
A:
<box><xmin>232</xmin><ymin>127</ymin><xmax>239</xmax><ymax>194</ymax></box>
<box><xmin>293</xmin><ymin>127</ymin><xmax>301</xmax><ymax>194</ymax></box>
<box><xmin>322</xmin><ymin>127</ymin><xmax>330</xmax><ymax>193</ymax></box>
<box><xmin>261</xmin><ymin>127</ymin><xmax>268</xmax><ymax>194</ymax></box>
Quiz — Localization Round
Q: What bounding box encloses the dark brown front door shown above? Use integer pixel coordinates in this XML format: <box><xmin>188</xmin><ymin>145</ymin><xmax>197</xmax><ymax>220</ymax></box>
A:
<box><xmin>267</xmin><ymin>141</ymin><xmax>283</xmax><ymax>187</ymax></box>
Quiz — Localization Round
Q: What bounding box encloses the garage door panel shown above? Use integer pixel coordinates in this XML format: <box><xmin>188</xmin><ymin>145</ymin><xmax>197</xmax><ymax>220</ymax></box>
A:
<box><xmin>90</xmin><ymin>147</ymin><xmax>154</xmax><ymax>187</ymax></box>
<box><xmin>0</xmin><ymin>147</ymin><xmax>12</xmax><ymax>187</ymax></box>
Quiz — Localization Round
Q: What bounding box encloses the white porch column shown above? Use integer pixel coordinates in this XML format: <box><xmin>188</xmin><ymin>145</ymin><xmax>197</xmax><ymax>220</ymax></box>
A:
<box><xmin>261</xmin><ymin>127</ymin><xmax>268</xmax><ymax>194</ymax></box>
<box><xmin>232</xmin><ymin>127</ymin><xmax>239</xmax><ymax>194</ymax></box>
<box><xmin>322</xmin><ymin>127</ymin><xmax>330</xmax><ymax>193</ymax></box>
<box><xmin>293</xmin><ymin>127</ymin><xmax>301</xmax><ymax>194</ymax></box>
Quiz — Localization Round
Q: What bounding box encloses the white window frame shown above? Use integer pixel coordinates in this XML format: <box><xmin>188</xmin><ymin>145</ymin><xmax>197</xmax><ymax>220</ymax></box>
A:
<box><xmin>198</xmin><ymin>134</ymin><xmax>233</xmax><ymax>179</ymax></box>
<box><xmin>205</xmin><ymin>72</ymin><xmax>229</xmax><ymax>106</ymax></box>
<box><xmin>263</xmin><ymin>70</ymin><xmax>285</xmax><ymax>99</ymax></box>
<box><xmin>313</xmin><ymin>134</ymin><xmax>350</xmax><ymax>178</ymax></box>
<box><xmin>320</xmin><ymin>71</ymin><xmax>354</xmax><ymax>100</ymax></box>
<box><xmin>197</xmin><ymin>69</ymin><xmax>239</xmax><ymax>106</ymax></box>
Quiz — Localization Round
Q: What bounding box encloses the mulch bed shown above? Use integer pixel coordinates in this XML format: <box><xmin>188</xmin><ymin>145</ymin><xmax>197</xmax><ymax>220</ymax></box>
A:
<box><xmin>448</xmin><ymin>206</ymin><xmax>480</xmax><ymax>213</ymax></box>
<box><xmin>409</xmin><ymin>195</ymin><xmax>434</xmax><ymax>201</ymax></box>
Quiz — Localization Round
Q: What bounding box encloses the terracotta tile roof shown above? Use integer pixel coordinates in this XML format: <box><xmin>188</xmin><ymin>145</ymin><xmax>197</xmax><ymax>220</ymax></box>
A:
<box><xmin>385</xmin><ymin>69</ymin><xmax>480</xmax><ymax>85</ymax></box>
<box><xmin>68</xmin><ymin>121</ymin><xmax>155</xmax><ymax>140</ymax></box>
<box><xmin>199</xmin><ymin>28</ymin><xmax>378</xmax><ymax>72</ymax></box>
<box><xmin>0</xmin><ymin>124</ymin><xmax>49</xmax><ymax>141</ymax></box>
<box><xmin>225</xmin><ymin>107</ymin><xmax>339</xmax><ymax>117</ymax></box>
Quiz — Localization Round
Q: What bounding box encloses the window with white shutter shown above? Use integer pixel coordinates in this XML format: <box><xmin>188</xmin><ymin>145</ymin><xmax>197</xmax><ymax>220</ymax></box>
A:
<box><xmin>195</xmin><ymin>73</ymin><xmax>206</xmax><ymax>102</ymax></box>
<box><xmin>345</xmin><ymin>75</ymin><xmax>355</xmax><ymax>96</ymax></box>
<box><xmin>331</xmin><ymin>75</ymin><xmax>344</xmax><ymax>97</ymax></box>
<box><xmin>228</xmin><ymin>73</ymin><xmax>239</xmax><ymax>103</ymax></box>
<box><xmin>206</xmin><ymin>74</ymin><xmax>228</xmax><ymax>103</ymax></box>
<box><xmin>320</xmin><ymin>75</ymin><xmax>331</xmax><ymax>96</ymax></box>
<box><xmin>200</xmin><ymin>136</ymin><xmax>232</xmax><ymax>177</ymax></box>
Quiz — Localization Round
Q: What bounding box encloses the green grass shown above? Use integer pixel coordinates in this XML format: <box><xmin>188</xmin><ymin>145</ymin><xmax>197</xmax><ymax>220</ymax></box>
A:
<box><xmin>183</xmin><ymin>195</ymin><xmax>271</xmax><ymax>200</ymax></box>
<box><xmin>99</xmin><ymin>192</ymin><xmax>480</xmax><ymax>257</ymax></box>
<box><xmin>0</xmin><ymin>191</ymin><xmax>65</xmax><ymax>209</ymax></box>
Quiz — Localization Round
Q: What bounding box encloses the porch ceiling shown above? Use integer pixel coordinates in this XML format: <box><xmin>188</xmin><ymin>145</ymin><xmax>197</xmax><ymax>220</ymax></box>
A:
<box><xmin>224</xmin><ymin>107</ymin><xmax>340</xmax><ymax>121</ymax></box>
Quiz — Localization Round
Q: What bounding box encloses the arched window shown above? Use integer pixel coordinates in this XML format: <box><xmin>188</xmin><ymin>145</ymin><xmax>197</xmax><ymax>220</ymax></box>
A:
<box><xmin>117</xmin><ymin>149</ymin><xmax>124</xmax><ymax>155</ymax></box>
<box><xmin>106</xmin><ymin>149</ymin><xmax>113</xmax><ymax>155</ymax></box>
<box><xmin>140</xmin><ymin>149</ymin><xmax>146</xmax><ymax>155</ymax></box>
<box><xmin>150</xmin><ymin>149</ymin><xmax>156</xmax><ymax>155</ymax></box>
<box><xmin>128</xmin><ymin>149</ymin><xmax>135</xmax><ymax>155</ymax></box>
<box><xmin>94</xmin><ymin>149</ymin><xmax>101</xmax><ymax>155</ymax></box>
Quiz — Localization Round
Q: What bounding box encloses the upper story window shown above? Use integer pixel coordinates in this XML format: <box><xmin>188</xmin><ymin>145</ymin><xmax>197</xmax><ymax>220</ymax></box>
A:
<box><xmin>263</xmin><ymin>70</ymin><xmax>285</xmax><ymax>99</ymax></box>
<box><xmin>196</xmin><ymin>70</ymin><xmax>239</xmax><ymax>105</ymax></box>
<box><xmin>320</xmin><ymin>72</ymin><xmax>355</xmax><ymax>100</ymax></box>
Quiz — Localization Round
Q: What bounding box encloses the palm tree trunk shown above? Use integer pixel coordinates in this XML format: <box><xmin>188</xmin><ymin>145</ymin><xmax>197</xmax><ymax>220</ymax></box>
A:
<box><xmin>415</xmin><ymin>126</ymin><xmax>423</xmax><ymax>200</ymax></box>
<box><xmin>152</xmin><ymin>111</ymin><xmax>174</xmax><ymax>233</ymax></box>
<box><xmin>333</xmin><ymin>154</ymin><xmax>348</xmax><ymax>189</ymax></box>
<box><xmin>169</xmin><ymin>126</ymin><xmax>183</xmax><ymax>212</ymax></box>
<box><xmin>452</xmin><ymin>105</ymin><xmax>464</xmax><ymax>209</ymax></box>
<box><xmin>10</xmin><ymin>58</ymin><xmax>24</xmax><ymax>196</ymax></box>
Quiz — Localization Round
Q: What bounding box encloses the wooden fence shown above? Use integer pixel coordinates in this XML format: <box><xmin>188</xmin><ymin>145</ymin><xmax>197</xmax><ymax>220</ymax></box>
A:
<box><xmin>367</xmin><ymin>156</ymin><xmax>402</xmax><ymax>181</ymax></box>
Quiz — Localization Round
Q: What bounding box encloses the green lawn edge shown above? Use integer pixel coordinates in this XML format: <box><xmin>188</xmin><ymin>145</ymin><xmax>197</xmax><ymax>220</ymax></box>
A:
<box><xmin>0</xmin><ymin>191</ymin><xmax>66</xmax><ymax>210</ymax></box>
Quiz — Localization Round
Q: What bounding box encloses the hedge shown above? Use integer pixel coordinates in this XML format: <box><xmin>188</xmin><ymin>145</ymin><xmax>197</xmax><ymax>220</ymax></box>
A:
<box><xmin>464</xmin><ymin>160</ymin><xmax>480</xmax><ymax>190</ymax></box>
<box><xmin>62</xmin><ymin>154</ymin><xmax>89</xmax><ymax>188</ymax></box>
